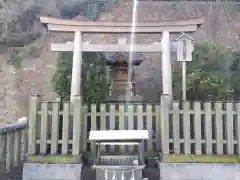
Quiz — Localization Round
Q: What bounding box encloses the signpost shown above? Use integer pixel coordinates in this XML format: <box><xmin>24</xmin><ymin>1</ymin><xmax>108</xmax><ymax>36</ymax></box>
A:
<box><xmin>176</xmin><ymin>33</ymin><xmax>194</xmax><ymax>101</ymax></box>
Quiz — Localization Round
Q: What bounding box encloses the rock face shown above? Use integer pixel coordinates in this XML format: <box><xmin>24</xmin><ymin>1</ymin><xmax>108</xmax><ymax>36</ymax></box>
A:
<box><xmin>0</xmin><ymin>36</ymin><xmax>58</xmax><ymax>122</ymax></box>
<box><xmin>1</xmin><ymin>1</ymin><xmax>240</xmax><ymax>121</ymax></box>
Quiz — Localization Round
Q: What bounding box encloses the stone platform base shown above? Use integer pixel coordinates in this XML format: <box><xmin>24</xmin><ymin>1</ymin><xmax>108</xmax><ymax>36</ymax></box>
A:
<box><xmin>159</xmin><ymin>163</ymin><xmax>240</xmax><ymax>180</ymax></box>
<box><xmin>23</xmin><ymin>163</ymin><xmax>82</xmax><ymax>180</ymax></box>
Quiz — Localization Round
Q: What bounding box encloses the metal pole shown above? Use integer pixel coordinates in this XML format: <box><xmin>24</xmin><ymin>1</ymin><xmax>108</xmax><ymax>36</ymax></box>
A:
<box><xmin>182</xmin><ymin>61</ymin><xmax>187</xmax><ymax>101</ymax></box>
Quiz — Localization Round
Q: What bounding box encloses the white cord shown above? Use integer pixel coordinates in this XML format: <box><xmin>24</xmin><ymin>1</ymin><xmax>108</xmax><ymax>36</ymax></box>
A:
<box><xmin>121</xmin><ymin>172</ymin><xmax>125</xmax><ymax>180</ymax></box>
<box><xmin>130</xmin><ymin>170</ymin><xmax>135</xmax><ymax>180</ymax></box>
<box><xmin>95</xmin><ymin>168</ymin><xmax>138</xmax><ymax>180</ymax></box>
<box><xmin>104</xmin><ymin>169</ymin><xmax>108</xmax><ymax>180</ymax></box>
<box><xmin>112</xmin><ymin>170</ymin><xmax>116</xmax><ymax>180</ymax></box>
<box><xmin>92</xmin><ymin>165</ymin><xmax>144</xmax><ymax>173</ymax></box>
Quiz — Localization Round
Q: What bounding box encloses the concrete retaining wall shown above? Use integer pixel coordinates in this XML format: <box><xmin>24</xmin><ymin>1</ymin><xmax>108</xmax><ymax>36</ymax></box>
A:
<box><xmin>22</xmin><ymin>162</ymin><xmax>240</xmax><ymax>180</ymax></box>
<box><xmin>159</xmin><ymin>163</ymin><xmax>240</xmax><ymax>180</ymax></box>
<box><xmin>23</xmin><ymin>163</ymin><xmax>82</xmax><ymax>180</ymax></box>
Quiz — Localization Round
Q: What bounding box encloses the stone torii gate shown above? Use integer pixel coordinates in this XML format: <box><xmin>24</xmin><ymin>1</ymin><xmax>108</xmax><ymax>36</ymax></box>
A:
<box><xmin>40</xmin><ymin>17</ymin><xmax>204</xmax><ymax>101</ymax></box>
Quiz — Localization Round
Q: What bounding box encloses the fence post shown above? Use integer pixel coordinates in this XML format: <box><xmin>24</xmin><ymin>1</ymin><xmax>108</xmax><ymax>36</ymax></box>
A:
<box><xmin>155</xmin><ymin>104</ymin><xmax>161</xmax><ymax>153</ymax></box>
<box><xmin>28</xmin><ymin>95</ymin><xmax>39</xmax><ymax>155</ymax></box>
<box><xmin>81</xmin><ymin>106</ymin><xmax>88</xmax><ymax>152</ymax></box>
<box><xmin>6</xmin><ymin>131</ymin><xmax>14</xmax><ymax>171</ymax></box>
<box><xmin>72</xmin><ymin>95</ymin><xmax>82</xmax><ymax>155</ymax></box>
<box><xmin>160</xmin><ymin>94</ymin><xmax>170</xmax><ymax>155</ymax></box>
<box><xmin>51</xmin><ymin>98</ymin><xmax>61</xmax><ymax>154</ymax></box>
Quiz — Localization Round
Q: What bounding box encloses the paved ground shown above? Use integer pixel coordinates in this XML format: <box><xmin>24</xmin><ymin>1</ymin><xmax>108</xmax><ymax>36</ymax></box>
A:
<box><xmin>0</xmin><ymin>165</ymin><xmax>23</xmax><ymax>180</ymax></box>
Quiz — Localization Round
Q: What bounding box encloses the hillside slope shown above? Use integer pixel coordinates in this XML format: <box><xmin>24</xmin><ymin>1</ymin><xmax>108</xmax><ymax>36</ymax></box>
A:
<box><xmin>1</xmin><ymin>1</ymin><xmax>240</xmax><ymax>121</ymax></box>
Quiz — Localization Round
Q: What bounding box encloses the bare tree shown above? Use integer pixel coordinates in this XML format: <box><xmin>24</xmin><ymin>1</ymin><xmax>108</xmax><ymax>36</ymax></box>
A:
<box><xmin>0</xmin><ymin>0</ymin><xmax>43</xmax><ymax>47</ymax></box>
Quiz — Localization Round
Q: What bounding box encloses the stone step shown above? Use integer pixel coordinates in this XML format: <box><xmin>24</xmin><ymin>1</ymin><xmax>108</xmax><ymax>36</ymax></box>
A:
<box><xmin>81</xmin><ymin>167</ymin><xmax>96</xmax><ymax>180</ymax></box>
<box><xmin>143</xmin><ymin>167</ymin><xmax>160</xmax><ymax>180</ymax></box>
<box><xmin>0</xmin><ymin>164</ymin><xmax>23</xmax><ymax>180</ymax></box>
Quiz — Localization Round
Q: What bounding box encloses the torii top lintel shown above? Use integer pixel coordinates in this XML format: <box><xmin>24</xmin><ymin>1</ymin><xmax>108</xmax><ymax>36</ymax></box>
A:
<box><xmin>40</xmin><ymin>17</ymin><xmax>204</xmax><ymax>33</ymax></box>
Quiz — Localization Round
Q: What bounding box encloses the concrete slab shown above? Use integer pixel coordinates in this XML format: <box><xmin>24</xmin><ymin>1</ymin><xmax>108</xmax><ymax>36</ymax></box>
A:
<box><xmin>159</xmin><ymin>163</ymin><xmax>240</xmax><ymax>180</ymax></box>
<box><xmin>23</xmin><ymin>163</ymin><xmax>82</xmax><ymax>180</ymax></box>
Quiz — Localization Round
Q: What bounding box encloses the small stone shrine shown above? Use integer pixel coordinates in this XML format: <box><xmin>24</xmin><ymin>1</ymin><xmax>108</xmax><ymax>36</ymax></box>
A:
<box><xmin>105</xmin><ymin>52</ymin><xmax>144</xmax><ymax>102</ymax></box>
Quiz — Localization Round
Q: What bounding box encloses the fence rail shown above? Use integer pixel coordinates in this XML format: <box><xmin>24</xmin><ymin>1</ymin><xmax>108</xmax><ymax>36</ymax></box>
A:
<box><xmin>82</xmin><ymin>103</ymin><xmax>160</xmax><ymax>153</ymax></box>
<box><xmin>161</xmin><ymin>97</ymin><xmax>240</xmax><ymax>155</ymax></box>
<box><xmin>28</xmin><ymin>96</ymin><xmax>160</xmax><ymax>155</ymax></box>
<box><xmin>27</xmin><ymin>95</ymin><xmax>240</xmax><ymax>156</ymax></box>
<box><xmin>0</xmin><ymin>117</ymin><xmax>28</xmax><ymax>172</ymax></box>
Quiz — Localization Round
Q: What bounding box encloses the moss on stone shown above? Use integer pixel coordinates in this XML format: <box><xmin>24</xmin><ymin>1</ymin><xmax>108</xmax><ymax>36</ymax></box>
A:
<box><xmin>26</xmin><ymin>155</ymin><xmax>82</xmax><ymax>164</ymax></box>
<box><xmin>163</xmin><ymin>155</ymin><xmax>240</xmax><ymax>163</ymax></box>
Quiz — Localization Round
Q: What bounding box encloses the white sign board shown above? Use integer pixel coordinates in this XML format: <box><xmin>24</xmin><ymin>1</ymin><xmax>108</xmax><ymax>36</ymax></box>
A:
<box><xmin>89</xmin><ymin>130</ymin><xmax>149</xmax><ymax>141</ymax></box>
<box><xmin>176</xmin><ymin>33</ymin><xmax>194</xmax><ymax>62</ymax></box>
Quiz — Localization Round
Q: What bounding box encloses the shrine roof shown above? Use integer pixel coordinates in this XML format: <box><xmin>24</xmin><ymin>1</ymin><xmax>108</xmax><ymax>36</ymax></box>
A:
<box><xmin>106</xmin><ymin>60</ymin><xmax>142</xmax><ymax>66</ymax></box>
<box><xmin>105</xmin><ymin>52</ymin><xmax>144</xmax><ymax>66</ymax></box>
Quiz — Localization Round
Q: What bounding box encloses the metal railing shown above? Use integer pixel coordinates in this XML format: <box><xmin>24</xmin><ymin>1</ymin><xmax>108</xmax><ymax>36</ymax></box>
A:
<box><xmin>0</xmin><ymin>117</ymin><xmax>28</xmax><ymax>172</ymax></box>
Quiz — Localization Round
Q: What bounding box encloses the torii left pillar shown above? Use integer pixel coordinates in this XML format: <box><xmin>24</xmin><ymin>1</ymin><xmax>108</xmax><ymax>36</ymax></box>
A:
<box><xmin>70</xmin><ymin>31</ymin><xmax>82</xmax><ymax>102</ymax></box>
<box><xmin>161</xmin><ymin>31</ymin><xmax>172</xmax><ymax>99</ymax></box>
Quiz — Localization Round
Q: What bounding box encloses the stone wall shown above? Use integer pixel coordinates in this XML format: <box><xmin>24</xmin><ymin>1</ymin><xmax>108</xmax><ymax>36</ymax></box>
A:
<box><xmin>23</xmin><ymin>163</ymin><xmax>82</xmax><ymax>180</ymax></box>
<box><xmin>159</xmin><ymin>163</ymin><xmax>240</xmax><ymax>180</ymax></box>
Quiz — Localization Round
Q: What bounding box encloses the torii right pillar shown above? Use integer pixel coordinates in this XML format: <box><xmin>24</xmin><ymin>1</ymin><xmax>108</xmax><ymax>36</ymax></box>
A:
<box><xmin>161</xmin><ymin>31</ymin><xmax>172</xmax><ymax>99</ymax></box>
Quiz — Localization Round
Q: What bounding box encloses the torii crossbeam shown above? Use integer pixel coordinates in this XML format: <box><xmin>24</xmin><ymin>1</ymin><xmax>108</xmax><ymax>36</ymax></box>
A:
<box><xmin>40</xmin><ymin>17</ymin><xmax>204</xmax><ymax>33</ymax></box>
<box><xmin>51</xmin><ymin>42</ymin><xmax>163</xmax><ymax>52</ymax></box>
